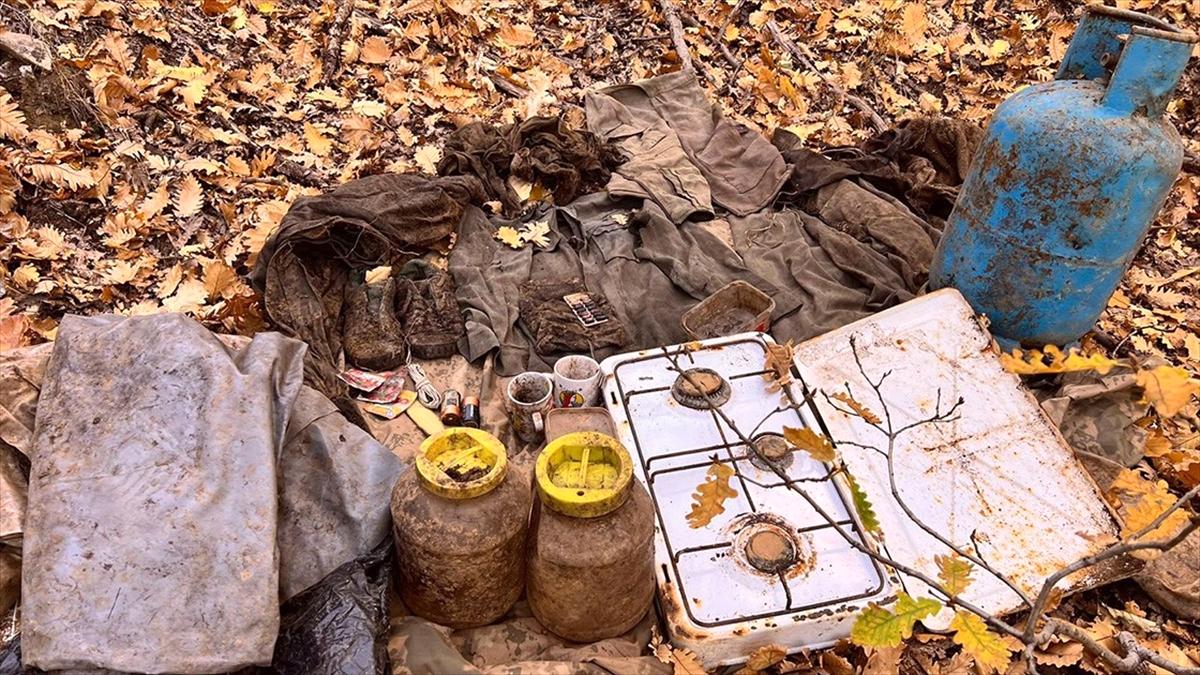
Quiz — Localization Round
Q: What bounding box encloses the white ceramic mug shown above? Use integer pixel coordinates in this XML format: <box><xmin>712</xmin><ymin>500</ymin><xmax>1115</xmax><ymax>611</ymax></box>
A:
<box><xmin>553</xmin><ymin>355</ymin><xmax>602</xmax><ymax>408</ymax></box>
<box><xmin>507</xmin><ymin>372</ymin><xmax>554</xmax><ymax>443</ymax></box>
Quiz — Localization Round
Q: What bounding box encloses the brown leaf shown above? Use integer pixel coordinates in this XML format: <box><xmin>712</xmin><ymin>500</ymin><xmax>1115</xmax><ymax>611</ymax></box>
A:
<box><xmin>173</xmin><ymin>174</ymin><xmax>203</xmax><ymax>219</ymax></box>
<box><xmin>687</xmin><ymin>461</ymin><xmax>738</xmax><ymax>528</ymax></box>
<box><xmin>202</xmin><ymin>260</ymin><xmax>239</xmax><ymax>300</ymax></box>
<box><xmin>739</xmin><ymin>644</ymin><xmax>787</xmax><ymax>673</ymax></box>
<box><xmin>783</xmin><ymin>426</ymin><xmax>836</xmax><ymax>462</ymax></box>
<box><xmin>1136</xmin><ymin>366</ymin><xmax>1199</xmax><ymax>418</ymax></box>
<box><xmin>763</xmin><ymin>340</ymin><xmax>795</xmax><ymax>390</ymax></box>
<box><xmin>0</xmin><ymin>86</ymin><xmax>29</xmax><ymax>140</ymax></box>
<box><xmin>831</xmin><ymin>391</ymin><xmax>882</xmax><ymax>424</ymax></box>
<box><xmin>359</xmin><ymin>36</ymin><xmax>393</xmax><ymax>64</ymax></box>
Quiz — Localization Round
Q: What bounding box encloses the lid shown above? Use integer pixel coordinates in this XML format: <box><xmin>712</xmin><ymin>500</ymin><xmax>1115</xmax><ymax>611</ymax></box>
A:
<box><xmin>535</xmin><ymin>432</ymin><xmax>633</xmax><ymax>518</ymax></box>
<box><xmin>416</xmin><ymin>427</ymin><xmax>508</xmax><ymax>499</ymax></box>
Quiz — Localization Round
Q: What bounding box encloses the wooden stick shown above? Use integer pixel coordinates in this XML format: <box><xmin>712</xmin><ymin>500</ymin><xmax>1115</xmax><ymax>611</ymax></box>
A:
<box><xmin>322</xmin><ymin>0</ymin><xmax>355</xmax><ymax>82</ymax></box>
<box><xmin>766</xmin><ymin>19</ymin><xmax>888</xmax><ymax>133</ymax></box>
<box><xmin>656</xmin><ymin>0</ymin><xmax>694</xmax><ymax>72</ymax></box>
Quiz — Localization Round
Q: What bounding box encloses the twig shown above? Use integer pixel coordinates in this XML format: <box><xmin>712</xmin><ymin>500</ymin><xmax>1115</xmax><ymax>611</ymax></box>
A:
<box><xmin>765</xmin><ymin>20</ymin><xmax>888</xmax><ymax>133</ymax></box>
<box><xmin>1184</xmin><ymin>151</ymin><xmax>1199</xmax><ymax>174</ymax></box>
<box><xmin>322</xmin><ymin>0</ymin><xmax>355</xmax><ymax>82</ymax></box>
<box><xmin>488</xmin><ymin>73</ymin><xmax>530</xmax><ymax>98</ymax></box>
<box><xmin>1025</xmin><ymin>483</ymin><xmax>1200</xmax><ymax>642</ymax></box>
<box><xmin>1047</xmin><ymin>620</ymin><xmax>1200</xmax><ymax>675</ymax></box>
<box><xmin>656</xmin><ymin>0</ymin><xmax>694</xmax><ymax>72</ymax></box>
<box><xmin>714</xmin><ymin>0</ymin><xmax>748</xmax><ymax>70</ymax></box>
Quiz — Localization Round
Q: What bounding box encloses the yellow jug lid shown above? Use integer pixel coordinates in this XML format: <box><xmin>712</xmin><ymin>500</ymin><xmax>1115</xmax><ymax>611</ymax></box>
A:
<box><xmin>416</xmin><ymin>427</ymin><xmax>508</xmax><ymax>499</ymax></box>
<box><xmin>536</xmin><ymin>432</ymin><xmax>633</xmax><ymax>518</ymax></box>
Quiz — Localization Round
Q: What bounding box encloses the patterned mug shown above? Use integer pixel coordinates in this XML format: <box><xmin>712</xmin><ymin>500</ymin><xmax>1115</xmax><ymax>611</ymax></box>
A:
<box><xmin>506</xmin><ymin>372</ymin><xmax>554</xmax><ymax>443</ymax></box>
<box><xmin>552</xmin><ymin>355</ymin><xmax>602</xmax><ymax>408</ymax></box>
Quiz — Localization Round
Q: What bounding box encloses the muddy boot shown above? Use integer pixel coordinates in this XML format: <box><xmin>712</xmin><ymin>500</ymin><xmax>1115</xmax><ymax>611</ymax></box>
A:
<box><xmin>343</xmin><ymin>276</ymin><xmax>407</xmax><ymax>371</ymax></box>
<box><xmin>397</xmin><ymin>261</ymin><xmax>464</xmax><ymax>360</ymax></box>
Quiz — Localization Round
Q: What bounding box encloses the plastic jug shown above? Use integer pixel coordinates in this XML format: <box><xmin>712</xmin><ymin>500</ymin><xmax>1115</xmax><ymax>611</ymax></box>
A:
<box><xmin>930</xmin><ymin>5</ymin><xmax>1196</xmax><ymax>346</ymax></box>
<box><xmin>391</xmin><ymin>428</ymin><xmax>531</xmax><ymax>628</ymax></box>
<box><xmin>527</xmin><ymin>432</ymin><xmax>655</xmax><ymax>642</ymax></box>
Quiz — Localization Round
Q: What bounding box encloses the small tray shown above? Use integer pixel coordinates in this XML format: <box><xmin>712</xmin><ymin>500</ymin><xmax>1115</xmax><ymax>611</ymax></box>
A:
<box><xmin>544</xmin><ymin>407</ymin><xmax>617</xmax><ymax>442</ymax></box>
<box><xmin>681</xmin><ymin>281</ymin><xmax>775</xmax><ymax>340</ymax></box>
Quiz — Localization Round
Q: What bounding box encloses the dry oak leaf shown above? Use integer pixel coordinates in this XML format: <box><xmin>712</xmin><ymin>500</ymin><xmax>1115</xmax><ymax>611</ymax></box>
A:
<box><xmin>414</xmin><ymin>144</ymin><xmax>441</xmax><ymax>174</ymax></box>
<box><xmin>202</xmin><ymin>260</ymin><xmax>239</xmax><ymax>300</ymax></box>
<box><xmin>1136</xmin><ymin>365</ymin><xmax>1199</xmax><ymax>418</ymax></box>
<box><xmin>11</xmin><ymin>264</ymin><xmax>39</xmax><ymax>289</ymax></box>
<box><xmin>359</xmin><ymin>36</ymin><xmax>392</xmax><ymax>64</ymax></box>
<box><xmin>0</xmin><ymin>86</ymin><xmax>29</xmax><ymax>140</ymax></box>
<box><xmin>521</xmin><ymin>220</ymin><xmax>551</xmax><ymax>248</ymax></box>
<box><xmin>935</xmin><ymin>553</ymin><xmax>975</xmax><ymax>596</ymax></box>
<box><xmin>783</xmin><ymin>426</ymin><xmax>836</xmax><ymax>463</ymax></box>
<box><xmin>0</xmin><ymin>299</ymin><xmax>29</xmax><ymax>351</ymax></box>
<box><xmin>686</xmin><ymin>460</ymin><xmax>738</xmax><ymax>528</ymax></box>
<box><xmin>763</xmin><ymin>340</ymin><xmax>795</xmax><ymax>390</ymax></box>
<box><xmin>948</xmin><ymin>611</ymin><xmax>1015</xmax><ymax>673</ymax></box>
<box><xmin>25</xmin><ymin>163</ymin><xmax>96</xmax><ymax>191</ymax></box>
<box><xmin>157</xmin><ymin>264</ymin><xmax>183</xmax><ymax>299</ymax></box>
<box><xmin>740</xmin><ymin>644</ymin><xmax>788</xmax><ymax>673</ymax></box>
<box><xmin>831</xmin><ymin>391</ymin><xmax>882</xmax><ymax>424</ymax></box>
<box><xmin>17</xmin><ymin>227</ymin><xmax>67</xmax><ymax>260</ymax></box>
<box><xmin>304</xmin><ymin>122</ymin><xmax>333</xmax><ymax>157</ymax></box>
<box><xmin>162</xmin><ymin>278</ymin><xmax>208</xmax><ymax>314</ymax></box>
<box><xmin>1034</xmin><ymin>637</ymin><xmax>1084</xmax><ymax>667</ymax></box>
<box><xmin>494</xmin><ymin>226</ymin><xmax>524</xmax><ymax>249</ymax></box>
<box><xmin>651</xmin><ymin>640</ymin><xmax>704</xmax><ymax>674</ymax></box>
<box><xmin>174</xmin><ymin>174</ymin><xmax>203</xmax><ymax>219</ymax></box>
<box><xmin>103</xmin><ymin>259</ymin><xmax>139</xmax><ymax>285</ymax></box>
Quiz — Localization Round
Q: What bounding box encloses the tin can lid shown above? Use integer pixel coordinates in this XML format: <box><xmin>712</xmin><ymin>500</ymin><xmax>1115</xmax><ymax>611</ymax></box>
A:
<box><xmin>416</xmin><ymin>427</ymin><xmax>508</xmax><ymax>499</ymax></box>
<box><xmin>535</xmin><ymin>432</ymin><xmax>633</xmax><ymax>518</ymax></box>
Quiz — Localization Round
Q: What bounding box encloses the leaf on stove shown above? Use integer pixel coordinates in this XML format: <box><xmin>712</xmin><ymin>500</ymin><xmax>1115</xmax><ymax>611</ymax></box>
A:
<box><xmin>999</xmin><ymin>345</ymin><xmax>1123</xmax><ymax>376</ymax></box>
<box><xmin>850</xmin><ymin>592</ymin><xmax>941</xmax><ymax>648</ymax></box>
<box><xmin>949</xmin><ymin>611</ymin><xmax>1016</xmax><ymax>673</ymax></box>
<box><xmin>686</xmin><ymin>461</ymin><xmax>738</xmax><ymax>528</ymax></box>
<box><xmin>738</xmin><ymin>643</ymin><xmax>787</xmax><ymax>673</ymax></box>
<box><xmin>845</xmin><ymin>471</ymin><xmax>881</xmax><ymax>534</ymax></box>
<box><xmin>783</xmin><ymin>426</ymin><xmax>836</xmax><ymax>463</ymax></box>
<box><xmin>831</xmin><ymin>391</ymin><xmax>882</xmax><ymax>424</ymax></box>
<box><xmin>935</xmin><ymin>553</ymin><xmax>975</xmax><ymax>596</ymax></box>
<box><xmin>763</xmin><ymin>340</ymin><xmax>795</xmax><ymax>390</ymax></box>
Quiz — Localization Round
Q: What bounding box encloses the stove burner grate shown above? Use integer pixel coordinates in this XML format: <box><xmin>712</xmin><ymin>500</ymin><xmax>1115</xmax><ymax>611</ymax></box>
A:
<box><xmin>670</xmin><ymin>367</ymin><xmax>731</xmax><ymax>409</ymax></box>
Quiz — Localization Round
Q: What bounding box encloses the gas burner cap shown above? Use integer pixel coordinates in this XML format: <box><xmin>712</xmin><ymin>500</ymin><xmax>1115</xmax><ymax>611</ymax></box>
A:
<box><xmin>745</xmin><ymin>530</ymin><xmax>796</xmax><ymax>574</ymax></box>
<box><xmin>750</xmin><ymin>433</ymin><xmax>794</xmax><ymax>470</ymax></box>
<box><xmin>726</xmin><ymin>513</ymin><xmax>814</xmax><ymax>579</ymax></box>
<box><xmin>671</xmin><ymin>368</ymin><xmax>731</xmax><ymax>409</ymax></box>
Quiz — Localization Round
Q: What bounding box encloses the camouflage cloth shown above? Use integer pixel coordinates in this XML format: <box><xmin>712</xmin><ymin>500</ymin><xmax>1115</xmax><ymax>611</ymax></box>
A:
<box><xmin>1037</xmin><ymin>369</ymin><xmax>1148</xmax><ymax>478</ymax></box>
<box><xmin>388</xmin><ymin>600</ymin><xmax>670</xmax><ymax>675</ymax></box>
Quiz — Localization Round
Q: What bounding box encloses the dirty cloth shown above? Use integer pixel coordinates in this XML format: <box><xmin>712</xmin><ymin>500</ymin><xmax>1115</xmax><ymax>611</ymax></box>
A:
<box><xmin>586</xmin><ymin>71</ymin><xmax>790</xmax><ymax>221</ymax></box>
<box><xmin>438</xmin><ymin>117</ymin><xmax>621</xmax><ymax>215</ymax></box>
<box><xmin>518</xmin><ymin>277</ymin><xmax>628</xmax><ymax>357</ymax></box>
<box><xmin>388</xmin><ymin>602</ymin><xmax>670</xmax><ymax>675</ymax></box>
<box><xmin>1038</xmin><ymin>370</ymin><xmax>1149</xmax><ymax>468</ymax></box>
<box><xmin>12</xmin><ymin>315</ymin><xmax>402</xmax><ymax>672</ymax></box>
<box><xmin>451</xmin><ymin>196</ymin><xmax>798</xmax><ymax>375</ymax></box>
<box><xmin>773</xmin><ymin>116</ymin><xmax>984</xmax><ymax>224</ymax></box>
<box><xmin>250</xmin><ymin>172</ymin><xmax>485</xmax><ymax>425</ymax></box>
<box><xmin>21</xmin><ymin>314</ymin><xmax>304</xmax><ymax>672</ymax></box>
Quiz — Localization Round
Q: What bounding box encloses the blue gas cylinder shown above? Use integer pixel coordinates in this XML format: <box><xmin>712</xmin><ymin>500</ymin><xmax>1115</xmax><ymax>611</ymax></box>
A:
<box><xmin>930</xmin><ymin>5</ymin><xmax>1197</xmax><ymax>346</ymax></box>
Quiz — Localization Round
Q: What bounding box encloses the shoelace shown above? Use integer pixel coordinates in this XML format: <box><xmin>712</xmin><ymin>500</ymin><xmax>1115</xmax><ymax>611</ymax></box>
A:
<box><xmin>406</xmin><ymin>363</ymin><xmax>442</xmax><ymax>409</ymax></box>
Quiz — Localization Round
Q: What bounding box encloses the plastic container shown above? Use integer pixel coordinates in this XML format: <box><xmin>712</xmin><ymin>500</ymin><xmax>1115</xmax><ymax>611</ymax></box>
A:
<box><xmin>527</xmin><ymin>432</ymin><xmax>655</xmax><ymax>642</ymax></box>
<box><xmin>682</xmin><ymin>280</ymin><xmax>775</xmax><ymax>340</ymax></box>
<box><xmin>544</xmin><ymin>407</ymin><xmax>618</xmax><ymax>440</ymax></box>
<box><xmin>390</xmin><ymin>428</ymin><xmax>532</xmax><ymax>628</ymax></box>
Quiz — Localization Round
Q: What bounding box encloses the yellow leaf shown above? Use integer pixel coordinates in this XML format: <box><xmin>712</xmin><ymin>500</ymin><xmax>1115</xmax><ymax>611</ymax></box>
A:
<box><xmin>494</xmin><ymin>226</ymin><xmax>524</xmax><ymax>249</ymax></box>
<box><xmin>0</xmin><ymin>86</ymin><xmax>29</xmax><ymax>141</ymax></box>
<box><xmin>351</xmin><ymin>99</ymin><xmax>388</xmax><ymax>117</ymax></box>
<box><xmin>851</xmin><ymin>593</ymin><xmax>942</xmax><ymax>648</ymax></box>
<box><xmin>1110</xmin><ymin>470</ymin><xmax>1191</xmax><ymax>553</ymax></box>
<box><xmin>686</xmin><ymin>461</ymin><xmax>738</xmax><ymax>528</ymax></box>
<box><xmin>162</xmin><ymin>278</ymin><xmax>208</xmax><ymax>314</ymax></box>
<box><xmin>1000</xmin><ymin>345</ymin><xmax>1123</xmax><ymax>376</ymax></box>
<box><xmin>783</xmin><ymin>426</ymin><xmax>836</xmax><ymax>463</ymax></box>
<box><xmin>935</xmin><ymin>554</ymin><xmax>975</xmax><ymax>596</ymax></box>
<box><xmin>360</xmin><ymin>36</ymin><xmax>393</xmax><ymax>64</ymax></box>
<box><xmin>1135</xmin><ymin>366</ymin><xmax>1198</xmax><ymax>418</ymax></box>
<box><xmin>202</xmin><ymin>260</ymin><xmax>239</xmax><ymax>300</ymax></box>
<box><xmin>173</xmin><ymin>174</ymin><xmax>203</xmax><ymax>219</ymax></box>
<box><xmin>304</xmin><ymin>122</ymin><xmax>333</xmax><ymax>156</ymax></box>
<box><xmin>11</xmin><ymin>264</ymin><xmax>39</xmax><ymax>290</ymax></box>
<box><xmin>831</xmin><ymin>391</ymin><xmax>882</xmax><ymax>424</ymax></box>
<box><xmin>414</xmin><ymin>144</ymin><xmax>441</xmax><ymax>174</ymax></box>
<box><xmin>741</xmin><ymin>644</ymin><xmax>787</xmax><ymax>672</ymax></box>
<box><xmin>365</xmin><ymin>266</ymin><xmax>391</xmax><ymax>284</ymax></box>
<box><xmin>949</xmin><ymin>611</ymin><xmax>1014</xmax><ymax>673</ymax></box>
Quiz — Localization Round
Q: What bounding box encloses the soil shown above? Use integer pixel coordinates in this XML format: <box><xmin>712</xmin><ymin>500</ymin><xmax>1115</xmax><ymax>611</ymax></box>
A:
<box><xmin>445</xmin><ymin>465</ymin><xmax>488</xmax><ymax>483</ymax></box>
<box><xmin>512</xmin><ymin>377</ymin><xmax>550</xmax><ymax>404</ymax></box>
<box><xmin>0</xmin><ymin>61</ymin><xmax>98</xmax><ymax>133</ymax></box>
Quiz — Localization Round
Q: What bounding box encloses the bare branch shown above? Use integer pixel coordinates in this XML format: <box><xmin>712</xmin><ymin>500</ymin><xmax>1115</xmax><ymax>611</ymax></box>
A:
<box><xmin>656</xmin><ymin>0</ymin><xmax>694</xmax><ymax>72</ymax></box>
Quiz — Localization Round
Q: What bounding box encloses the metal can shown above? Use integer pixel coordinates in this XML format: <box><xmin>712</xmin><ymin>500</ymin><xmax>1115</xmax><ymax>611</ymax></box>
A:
<box><xmin>462</xmin><ymin>395</ymin><xmax>481</xmax><ymax>428</ymax></box>
<box><xmin>440</xmin><ymin>389</ymin><xmax>463</xmax><ymax>426</ymax></box>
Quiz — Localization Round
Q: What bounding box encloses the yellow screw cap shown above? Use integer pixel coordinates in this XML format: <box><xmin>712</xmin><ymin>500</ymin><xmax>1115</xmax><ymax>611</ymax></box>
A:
<box><xmin>536</xmin><ymin>432</ymin><xmax>633</xmax><ymax>518</ymax></box>
<box><xmin>416</xmin><ymin>427</ymin><xmax>508</xmax><ymax>500</ymax></box>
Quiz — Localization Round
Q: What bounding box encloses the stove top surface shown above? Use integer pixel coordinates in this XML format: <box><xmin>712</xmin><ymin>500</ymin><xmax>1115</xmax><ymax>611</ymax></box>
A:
<box><xmin>601</xmin><ymin>333</ymin><xmax>893</xmax><ymax>664</ymax></box>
